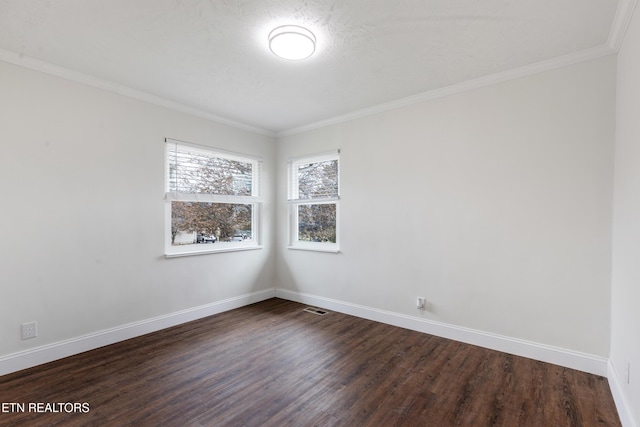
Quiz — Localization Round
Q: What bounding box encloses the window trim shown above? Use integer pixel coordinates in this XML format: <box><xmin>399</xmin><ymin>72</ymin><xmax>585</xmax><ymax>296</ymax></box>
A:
<box><xmin>287</xmin><ymin>150</ymin><xmax>340</xmax><ymax>253</ymax></box>
<box><xmin>164</xmin><ymin>138</ymin><xmax>262</xmax><ymax>257</ymax></box>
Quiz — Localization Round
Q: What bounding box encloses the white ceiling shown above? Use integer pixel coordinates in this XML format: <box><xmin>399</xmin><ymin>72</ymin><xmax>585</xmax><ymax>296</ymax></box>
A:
<box><xmin>0</xmin><ymin>0</ymin><xmax>632</xmax><ymax>135</ymax></box>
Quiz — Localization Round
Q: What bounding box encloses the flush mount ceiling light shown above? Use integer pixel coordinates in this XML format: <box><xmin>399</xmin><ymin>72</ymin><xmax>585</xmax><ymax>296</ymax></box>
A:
<box><xmin>268</xmin><ymin>25</ymin><xmax>316</xmax><ymax>60</ymax></box>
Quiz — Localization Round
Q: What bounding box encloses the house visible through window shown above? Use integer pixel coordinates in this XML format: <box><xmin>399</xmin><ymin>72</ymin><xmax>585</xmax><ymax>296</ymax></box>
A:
<box><xmin>288</xmin><ymin>151</ymin><xmax>340</xmax><ymax>252</ymax></box>
<box><xmin>165</xmin><ymin>138</ymin><xmax>261</xmax><ymax>256</ymax></box>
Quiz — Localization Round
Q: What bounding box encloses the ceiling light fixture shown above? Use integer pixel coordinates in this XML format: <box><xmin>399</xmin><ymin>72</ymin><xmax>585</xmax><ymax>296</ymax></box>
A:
<box><xmin>268</xmin><ymin>25</ymin><xmax>316</xmax><ymax>61</ymax></box>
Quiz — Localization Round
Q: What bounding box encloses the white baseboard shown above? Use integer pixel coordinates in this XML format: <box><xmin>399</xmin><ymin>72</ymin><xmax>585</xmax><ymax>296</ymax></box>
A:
<box><xmin>275</xmin><ymin>289</ymin><xmax>608</xmax><ymax>377</ymax></box>
<box><xmin>0</xmin><ymin>288</ymin><xmax>276</xmax><ymax>377</ymax></box>
<box><xmin>2</xmin><ymin>288</ymin><xmax>626</xmax><ymax>422</ymax></box>
<box><xmin>608</xmin><ymin>359</ymin><xmax>638</xmax><ymax>427</ymax></box>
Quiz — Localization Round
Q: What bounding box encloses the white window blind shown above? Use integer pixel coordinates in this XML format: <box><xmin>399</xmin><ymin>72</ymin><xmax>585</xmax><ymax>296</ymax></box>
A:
<box><xmin>166</xmin><ymin>139</ymin><xmax>261</xmax><ymax>203</ymax></box>
<box><xmin>289</xmin><ymin>151</ymin><xmax>340</xmax><ymax>203</ymax></box>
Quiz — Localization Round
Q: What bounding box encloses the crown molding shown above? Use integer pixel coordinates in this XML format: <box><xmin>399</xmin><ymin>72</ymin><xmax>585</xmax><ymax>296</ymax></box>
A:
<box><xmin>277</xmin><ymin>44</ymin><xmax>616</xmax><ymax>137</ymax></box>
<box><xmin>1</xmin><ymin>19</ymin><xmax>626</xmax><ymax>142</ymax></box>
<box><xmin>0</xmin><ymin>48</ymin><xmax>275</xmax><ymax>138</ymax></box>
<box><xmin>608</xmin><ymin>0</ymin><xmax>639</xmax><ymax>51</ymax></box>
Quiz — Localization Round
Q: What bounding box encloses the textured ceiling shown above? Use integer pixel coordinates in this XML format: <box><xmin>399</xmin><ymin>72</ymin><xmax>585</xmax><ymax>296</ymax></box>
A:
<box><xmin>0</xmin><ymin>0</ymin><xmax>625</xmax><ymax>134</ymax></box>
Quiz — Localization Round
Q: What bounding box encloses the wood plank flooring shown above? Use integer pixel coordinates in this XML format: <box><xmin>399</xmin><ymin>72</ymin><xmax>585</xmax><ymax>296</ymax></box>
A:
<box><xmin>0</xmin><ymin>298</ymin><xmax>620</xmax><ymax>426</ymax></box>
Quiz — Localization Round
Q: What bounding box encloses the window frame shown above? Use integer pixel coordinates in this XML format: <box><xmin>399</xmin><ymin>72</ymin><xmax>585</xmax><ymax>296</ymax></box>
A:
<box><xmin>287</xmin><ymin>150</ymin><xmax>340</xmax><ymax>253</ymax></box>
<box><xmin>164</xmin><ymin>138</ymin><xmax>262</xmax><ymax>257</ymax></box>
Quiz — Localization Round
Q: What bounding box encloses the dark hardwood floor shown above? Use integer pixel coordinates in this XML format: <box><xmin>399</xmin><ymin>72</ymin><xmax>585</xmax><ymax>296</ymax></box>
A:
<box><xmin>0</xmin><ymin>298</ymin><xmax>620</xmax><ymax>426</ymax></box>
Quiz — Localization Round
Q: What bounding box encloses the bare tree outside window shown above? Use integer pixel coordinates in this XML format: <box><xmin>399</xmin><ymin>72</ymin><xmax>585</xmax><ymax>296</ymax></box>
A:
<box><xmin>297</xmin><ymin>160</ymin><xmax>338</xmax><ymax>199</ymax></box>
<box><xmin>297</xmin><ymin>204</ymin><xmax>336</xmax><ymax>243</ymax></box>
<box><xmin>171</xmin><ymin>202</ymin><xmax>252</xmax><ymax>245</ymax></box>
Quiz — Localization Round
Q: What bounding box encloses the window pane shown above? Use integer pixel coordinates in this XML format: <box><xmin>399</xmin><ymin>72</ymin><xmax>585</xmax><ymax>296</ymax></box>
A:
<box><xmin>297</xmin><ymin>159</ymin><xmax>338</xmax><ymax>199</ymax></box>
<box><xmin>168</xmin><ymin>147</ymin><xmax>253</xmax><ymax>196</ymax></box>
<box><xmin>171</xmin><ymin>201</ymin><xmax>252</xmax><ymax>246</ymax></box>
<box><xmin>297</xmin><ymin>204</ymin><xmax>336</xmax><ymax>243</ymax></box>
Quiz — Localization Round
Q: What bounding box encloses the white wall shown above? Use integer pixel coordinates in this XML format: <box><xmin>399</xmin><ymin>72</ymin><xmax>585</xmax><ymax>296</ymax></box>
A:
<box><xmin>0</xmin><ymin>46</ymin><xmax>621</xmax><ymax>382</ymax></box>
<box><xmin>0</xmin><ymin>61</ymin><xmax>276</xmax><ymax>358</ymax></box>
<box><xmin>277</xmin><ymin>56</ymin><xmax>616</xmax><ymax>357</ymax></box>
<box><xmin>611</xmin><ymin>4</ymin><xmax>640</xmax><ymax>425</ymax></box>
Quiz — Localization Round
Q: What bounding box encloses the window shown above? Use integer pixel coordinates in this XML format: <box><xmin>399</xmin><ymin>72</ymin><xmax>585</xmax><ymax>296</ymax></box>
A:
<box><xmin>165</xmin><ymin>138</ymin><xmax>261</xmax><ymax>256</ymax></box>
<box><xmin>288</xmin><ymin>151</ymin><xmax>340</xmax><ymax>252</ymax></box>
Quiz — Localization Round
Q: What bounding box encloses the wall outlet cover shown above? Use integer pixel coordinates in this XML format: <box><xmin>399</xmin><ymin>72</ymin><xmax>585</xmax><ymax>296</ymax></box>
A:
<box><xmin>21</xmin><ymin>321</ymin><xmax>37</xmax><ymax>340</ymax></box>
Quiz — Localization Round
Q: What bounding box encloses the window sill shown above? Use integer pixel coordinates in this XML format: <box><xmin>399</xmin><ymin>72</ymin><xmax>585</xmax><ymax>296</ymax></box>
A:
<box><xmin>287</xmin><ymin>245</ymin><xmax>340</xmax><ymax>254</ymax></box>
<box><xmin>165</xmin><ymin>245</ymin><xmax>263</xmax><ymax>258</ymax></box>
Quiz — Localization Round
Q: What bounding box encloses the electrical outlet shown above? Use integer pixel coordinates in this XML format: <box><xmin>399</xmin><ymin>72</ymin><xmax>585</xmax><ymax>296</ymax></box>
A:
<box><xmin>21</xmin><ymin>321</ymin><xmax>37</xmax><ymax>340</ymax></box>
<box><xmin>416</xmin><ymin>297</ymin><xmax>426</xmax><ymax>310</ymax></box>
